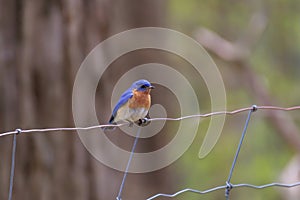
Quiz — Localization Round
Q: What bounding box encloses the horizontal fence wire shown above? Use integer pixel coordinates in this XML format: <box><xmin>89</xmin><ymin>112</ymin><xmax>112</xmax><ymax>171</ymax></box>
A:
<box><xmin>1</xmin><ymin>105</ymin><xmax>300</xmax><ymax>137</ymax></box>
<box><xmin>146</xmin><ymin>182</ymin><xmax>300</xmax><ymax>200</ymax></box>
<box><xmin>1</xmin><ymin>105</ymin><xmax>300</xmax><ymax>200</ymax></box>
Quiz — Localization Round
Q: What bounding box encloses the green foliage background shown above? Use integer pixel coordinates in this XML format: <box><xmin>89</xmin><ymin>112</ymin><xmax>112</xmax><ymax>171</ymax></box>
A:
<box><xmin>166</xmin><ymin>1</ymin><xmax>300</xmax><ymax>199</ymax></box>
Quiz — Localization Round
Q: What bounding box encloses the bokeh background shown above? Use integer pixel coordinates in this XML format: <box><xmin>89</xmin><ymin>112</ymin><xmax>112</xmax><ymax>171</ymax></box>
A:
<box><xmin>1</xmin><ymin>0</ymin><xmax>300</xmax><ymax>199</ymax></box>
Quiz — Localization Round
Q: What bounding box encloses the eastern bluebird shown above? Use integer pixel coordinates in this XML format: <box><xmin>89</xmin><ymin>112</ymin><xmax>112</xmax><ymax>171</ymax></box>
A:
<box><xmin>103</xmin><ymin>79</ymin><xmax>155</xmax><ymax>130</ymax></box>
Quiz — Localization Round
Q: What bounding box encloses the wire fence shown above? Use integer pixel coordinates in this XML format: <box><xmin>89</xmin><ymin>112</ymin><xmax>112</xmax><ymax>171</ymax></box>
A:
<box><xmin>1</xmin><ymin>105</ymin><xmax>300</xmax><ymax>200</ymax></box>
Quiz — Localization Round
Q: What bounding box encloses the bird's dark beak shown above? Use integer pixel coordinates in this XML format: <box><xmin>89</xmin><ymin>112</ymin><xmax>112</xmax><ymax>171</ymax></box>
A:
<box><xmin>149</xmin><ymin>85</ymin><xmax>155</xmax><ymax>89</ymax></box>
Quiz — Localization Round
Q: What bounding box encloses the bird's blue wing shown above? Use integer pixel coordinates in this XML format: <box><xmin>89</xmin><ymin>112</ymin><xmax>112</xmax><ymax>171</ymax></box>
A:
<box><xmin>109</xmin><ymin>89</ymin><xmax>133</xmax><ymax>123</ymax></box>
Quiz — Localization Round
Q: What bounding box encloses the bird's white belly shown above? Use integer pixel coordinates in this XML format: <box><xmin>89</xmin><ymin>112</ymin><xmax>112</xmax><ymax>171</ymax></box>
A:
<box><xmin>116</xmin><ymin>106</ymin><xmax>148</xmax><ymax>122</ymax></box>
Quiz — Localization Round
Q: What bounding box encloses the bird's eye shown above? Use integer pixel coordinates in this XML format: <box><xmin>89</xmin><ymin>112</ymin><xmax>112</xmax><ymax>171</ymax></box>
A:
<box><xmin>141</xmin><ymin>85</ymin><xmax>147</xmax><ymax>89</ymax></box>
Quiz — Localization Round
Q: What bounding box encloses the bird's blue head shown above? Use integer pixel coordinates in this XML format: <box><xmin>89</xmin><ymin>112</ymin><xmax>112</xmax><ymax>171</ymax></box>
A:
<box><xmin>131</xmin><ymin>79</ymin><xmax>155</xmax><ymax>92</ymax></box>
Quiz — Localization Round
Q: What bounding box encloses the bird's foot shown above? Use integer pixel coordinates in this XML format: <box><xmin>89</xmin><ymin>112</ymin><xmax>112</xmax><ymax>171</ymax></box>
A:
<box><xmin>128</xmin><ymin>122</ymin><xmax>134</xmax><ymax>127</ymax></box>
<box><xmin>136</xmin><ymin>118</ymin><xmax>151</xmax><ymax>127</ymax></box>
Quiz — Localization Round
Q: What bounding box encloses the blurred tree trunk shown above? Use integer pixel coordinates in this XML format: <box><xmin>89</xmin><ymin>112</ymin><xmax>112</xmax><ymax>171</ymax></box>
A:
<box><xmin>0</xmin><ymin>0</ymin><xmax>170</xmax><ymax>200</ymax></box>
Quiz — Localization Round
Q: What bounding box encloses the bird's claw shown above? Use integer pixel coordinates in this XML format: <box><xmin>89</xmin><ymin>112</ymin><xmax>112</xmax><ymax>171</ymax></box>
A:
<box><xmin>136</xmin><ymin>118</ymin><xmax>151</xmax><ymax>127</ymax></box>
<box><xmin>128</xmin><ymin>122</ymin><xmax>134</xmax><ymax>127</ymax></box>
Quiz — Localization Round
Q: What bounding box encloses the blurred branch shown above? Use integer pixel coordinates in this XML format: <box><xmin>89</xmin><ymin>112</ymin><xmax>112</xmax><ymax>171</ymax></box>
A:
<box><xmin>195</xmin><ymin>12</ymin><xmax>267</xmax><ymax>61</ymax></box>
<box><xmin>195</xmin><ymin>27</ymin><xmax>245</xmax><ymax>61</ymax></box>
<box><xmin>194</xmin><ymin>12</ymin><xmax>300</xmax><ymax>152</ymax></box>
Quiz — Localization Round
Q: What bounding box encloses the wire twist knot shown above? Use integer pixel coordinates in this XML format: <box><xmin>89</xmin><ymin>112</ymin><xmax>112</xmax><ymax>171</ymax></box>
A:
<box><xmin>225</xmin><ymin>181</ymin><xmax>233</xmax><ymax>198</ymax></box>
<box><xmin>251</xmin><ymin>104</ymin><xmax>258</xmax><ymax>112</ymax></box>
<box><xmin>15</xmin><ymin>129</ymin><xmax>22</xmax><ymax>135</ymax></box>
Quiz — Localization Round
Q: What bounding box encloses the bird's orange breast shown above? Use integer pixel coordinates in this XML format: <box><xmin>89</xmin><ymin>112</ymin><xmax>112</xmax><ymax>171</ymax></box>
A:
<box><xmin>128</xmin><ymin>89</ymin><xmax>151</xmax><ymax>109</ymax></box>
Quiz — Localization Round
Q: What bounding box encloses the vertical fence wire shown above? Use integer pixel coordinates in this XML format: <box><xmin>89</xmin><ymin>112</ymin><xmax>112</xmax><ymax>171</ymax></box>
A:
<box><xmin>8</xmin><ymin>132</ymin><xmax>17</xmax><ymax>200</ymax></box>
<box><xmin>116</xmin><ymin>127</ymin><xmax>142</xmax><ymax>200</ymax></box>
<box><xmin>225</xmin><ymin>105</ymin><xmax>257</xmax><ymax>199</ymax></box>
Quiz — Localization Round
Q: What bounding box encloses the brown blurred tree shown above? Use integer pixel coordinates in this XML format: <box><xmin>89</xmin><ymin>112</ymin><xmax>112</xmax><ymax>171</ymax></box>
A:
<box><xmin>0</xmin><ymin>0</ymin><xmax>171</xmax><ymax>199</ymax></box>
